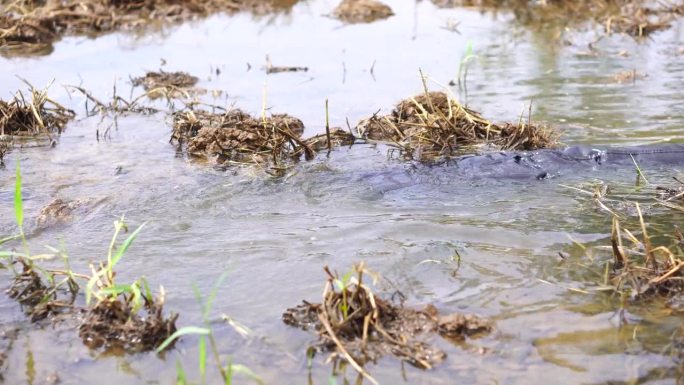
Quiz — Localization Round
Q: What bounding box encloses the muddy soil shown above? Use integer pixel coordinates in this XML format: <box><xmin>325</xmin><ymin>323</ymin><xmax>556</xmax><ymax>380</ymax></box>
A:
<box><xmin>331</xmin><ymin>0</ymin><xmax>394</xmax><ymax>24</ymax></box>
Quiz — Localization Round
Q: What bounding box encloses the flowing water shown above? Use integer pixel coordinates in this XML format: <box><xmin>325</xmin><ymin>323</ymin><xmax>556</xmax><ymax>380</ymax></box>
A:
<box><xmin>1</xmin><ymin>1</ymin><xmax>684</xmax><ymax>384</ymax></box>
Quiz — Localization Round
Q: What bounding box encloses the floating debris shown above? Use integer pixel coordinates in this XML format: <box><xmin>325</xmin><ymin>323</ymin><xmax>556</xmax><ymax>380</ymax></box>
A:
<box><xmin>356</xmin><ymin>90</ymin><xmax>557</xmax><ymax>162</ymax></box>
<box><xmin>265</xmin><ymin>55</ymin><xmax>309</xmax><ymax>74</ymax></box>
<box><xmin>283</xmin><ymin>263</ymin><xmax>492</xmax><ymax>381</ymax></box>
<box><xmin>172</xmin><ymin>108</ymin><xmax>315</xmax><ymax>170</ymax></box>
<box><xmin>0</xmin><ymin>85</ymin><xmax>74</xmax><ymax>137</ymax></box>
<box><xmin>331</xmin><ymin>0</ymin><xmax>394</xmax><ymax>24</ymax></box>
<box><xmin>131</xmin><ymin>70</ymin><xmax>200</xmax><ymax>99</ymax></box>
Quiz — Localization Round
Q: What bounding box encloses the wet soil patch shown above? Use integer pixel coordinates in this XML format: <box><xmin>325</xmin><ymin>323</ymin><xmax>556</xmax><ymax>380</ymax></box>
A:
<box><xmin>283</xmin><ymin>265</ymin><xmax>492</xmax><ymax>379</ymax></box>
<box><xmin>0</xmin><ymin>0</ymin><xmax>301</xmax><ymax>56</ymax></box>
<box><xmin>331</xmin><ymin>0</ymin><xmax>394</xmax><ymax>24</ymax></box>
<box><xmin>356</xmin><ymin>90</ymin><xmax>557</xmax><ymax>162</ymax></box>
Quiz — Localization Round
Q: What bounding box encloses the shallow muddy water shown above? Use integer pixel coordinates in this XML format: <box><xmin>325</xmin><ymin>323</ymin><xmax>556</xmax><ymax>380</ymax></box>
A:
<box><xmin>1</xmin><ymin>1</ymin><xmax>684</xmax><ymax>384</ymax></box>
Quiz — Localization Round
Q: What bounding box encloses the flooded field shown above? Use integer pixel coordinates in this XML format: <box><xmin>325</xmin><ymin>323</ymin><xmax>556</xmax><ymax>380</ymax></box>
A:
<box><xmin>1</xmin><ymin>0</ymin><xmax>684</xmax><ymax>384</ymax></box>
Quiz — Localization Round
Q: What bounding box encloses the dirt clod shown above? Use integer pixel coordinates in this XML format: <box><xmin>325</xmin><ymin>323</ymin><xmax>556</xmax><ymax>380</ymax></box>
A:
<box><xmin>332</xmin><ymin>0</ymin><xmax>394</xmax><ymax>24</ymax></box>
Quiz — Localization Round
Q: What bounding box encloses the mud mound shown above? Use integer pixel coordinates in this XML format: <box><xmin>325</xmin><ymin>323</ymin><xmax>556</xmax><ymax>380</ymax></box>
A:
<box><xmin>131</xmin><ymin>70</ymin><xmax>199</xmax><ymax>99</ymax></box>
<box><xmin>332</xmin><ymin>0</ymin><xmax>393</xmax><ymax>24</ymax></box>
<box><xmin>356</xmin><ymin>91</ymin><xmax>557</xmax><ymax>162</ymax></box>
<box><xmin>304</xmin><ymin>128</ymin><xmax>356</xmax><ymax>152</ymax></box>
<box><xmin>172</xmin><ymin>108</ymin><xmax>316</xmax><ymax>170</ymax></box>
<box><xmin>283</xmin><ymin>264</ymin><xmax>492</xmax><ymax>380</ymax></box>
<box><xmin>1</xmin><ymin>0</ymin><xmax>302</xmax><ymax>56</ymax></box>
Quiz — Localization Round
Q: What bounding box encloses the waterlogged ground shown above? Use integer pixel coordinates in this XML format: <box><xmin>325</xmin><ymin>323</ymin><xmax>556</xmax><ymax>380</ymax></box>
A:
<box><xmin>1</xmin><ymin>1</ymin><xmax>684</xmax><ymax>384</ymax></box>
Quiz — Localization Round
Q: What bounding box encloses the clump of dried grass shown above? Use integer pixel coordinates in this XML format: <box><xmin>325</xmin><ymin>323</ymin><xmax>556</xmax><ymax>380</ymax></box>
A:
<box><xmin>79</xmin><ymin>289</ymin><xmax>178</xmax><ymax>353</ymax></box>
<box><xmin>356</xmin><ymin>89</ymin><xmax>557</xmax><ymax>162</ymax></box>
<box><xmin>283</xmin><ymin>263</ymin><xmax>492</xmax><ymax>382</ymax></box>
<box><xmin>609</xmin><ymin>204</ymin><xmax>684</xmax><ymax>300</ymax></box>
<box><xmin>171</xmin><ymin>108</ymin><xmax>315</xmax><ymax>172</ymax></box>
<box><xmin>0</xmin><ymin>84</ymin><xmax>74</xmax><ymax>137</ymax></box>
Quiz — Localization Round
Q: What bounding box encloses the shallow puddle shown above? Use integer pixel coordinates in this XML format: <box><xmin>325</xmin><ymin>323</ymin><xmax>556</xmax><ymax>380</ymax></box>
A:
<box><xmin>1</xmin><ymin>0</ymin><xmax>684</xmax><ymax>384</ymax></box>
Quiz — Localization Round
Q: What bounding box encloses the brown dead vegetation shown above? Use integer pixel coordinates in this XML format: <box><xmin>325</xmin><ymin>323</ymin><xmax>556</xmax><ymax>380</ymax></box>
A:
<box><xmin>331</xmin><ymin>0</ymin><xmax>394</xmax><ymax>24</ymax></box>
<box><xmin>608</xmin><ymin>206</ymin><xmax>684</xmax><ymax>302</ymax></box>
<box><xmin>131</xmin><ymin>70</ymin><xmax>200</xmax><ymax>99</ymax></box>
<box><xmin>0</xmin><ymin>84</ymin><xmax>74</xmax><ymax>137</ymax></box>
<box><xmin>0</xmin><ymin>0</ymin><xmax>301</xmax><ymax>56</ymax></box>
<box><xmin>6</xmin><ymin>258</ymin><xmax>78</xmax><ymax>322</ymax></box>
<box><xmin>356</xmin><ymin>90</ymin><xmax>557</xmax><ymax>162</ymax></box>
<box><xmin>171</xmin><ymin>108</ymin><xmax>316</xmax><ymax>171</ymax></box>
<box><xmin>283</xmin><ymin>264</ymin><xmax>492</xmax><ymax>382</ymax></box>
<box><xmin>431</xmin><ymin>0</ymin><xmax>681</xmax><ymax>39</ymax></box>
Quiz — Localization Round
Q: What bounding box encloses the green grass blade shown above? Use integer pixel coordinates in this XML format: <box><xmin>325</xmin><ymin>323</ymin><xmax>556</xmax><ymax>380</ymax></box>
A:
<box><xmin>14</xmin><ymin>161</ymin><xmax>23</xmax><ymax>229</ymax></box>
<box><xmin>199</xmin><ymin>335</ymin><xmax>207</xmax><ymax>385</ymax></box>
<box><xmin>155</xmin><ymin>326</ymin><xmax>211</xmax><ymax>353</ymax></box>
<box><xmin>175</xmin><ymin>360</ymin><xmax>187</xmax><ymax>385</ymax></box>
<box><xmin>0</xmin><ymin>235</ymin><xmax>19</xmax><ymax>246</ymax></box>
<box><xmin>110</xmin><ymin>223</ymin><xmax>146</xmax><ymax>270</ymax></box>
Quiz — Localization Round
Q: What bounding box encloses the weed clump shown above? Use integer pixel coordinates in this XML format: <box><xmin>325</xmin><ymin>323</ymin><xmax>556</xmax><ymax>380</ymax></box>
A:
<box><xmin>356</xmin><ymin>90</ymin><xmax>557</xmax><ymax>162</ymax></box>
<box><xmin>172</xmin><ymin>108</ymin><xmax>316</xmax><ymax>171</ymax></box>
<box><xmin>283</xmin><ymin>264</ymin><xmax>492</xmax><ymax>382</ymax></box>
<box><xmin>331</xmin><ymin>0</ymin><xmax>394</xmax><ymax>24</ymax></box>
<box><xmin>80</xmin><ymin>290</ymin><xmax>178</xmax><ymax>352</ymax></box>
